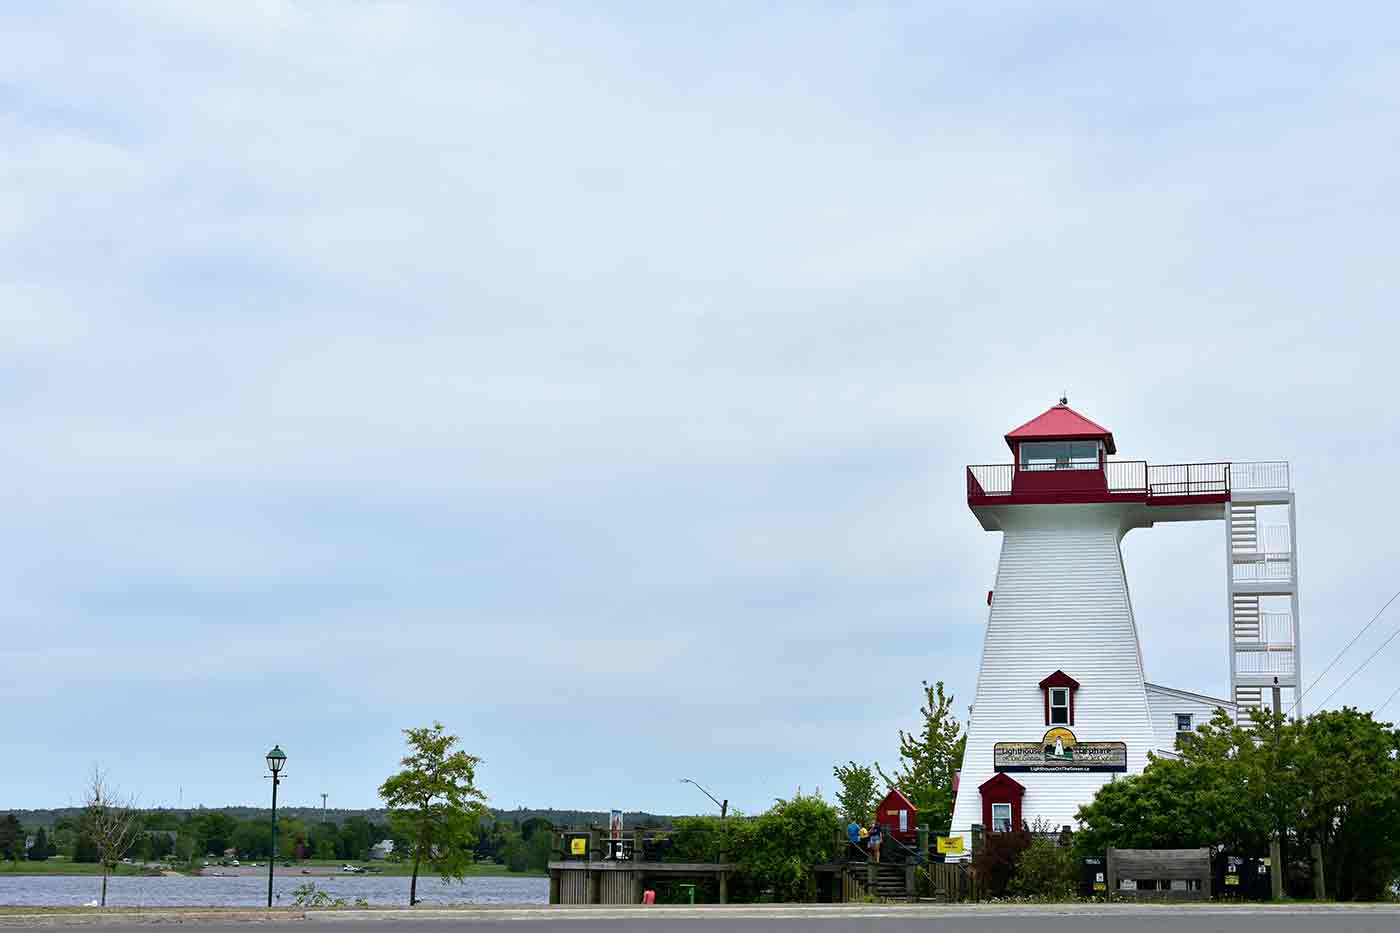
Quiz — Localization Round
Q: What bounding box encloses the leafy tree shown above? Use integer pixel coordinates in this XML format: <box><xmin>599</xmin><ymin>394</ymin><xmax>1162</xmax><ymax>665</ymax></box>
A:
<box><xmin>277</xmin><ymin>817</ymin><xmax>308</xmax><ymax>859</ymax></box>
<box><xmin>145</xmin><ymin>830</ymin><xmax>174</xmax><ymax>861</ymax></box>
<box><xmin>339</xmin><ymin>815</ymin><xmax>376</xmax><ymax>860</ymax></box>
<box><xmin>378</xmin><ymin>722</ymin><xmax>489</xmax><ymax>905</ymax></box>
<box><xmin>51</xmin><ymin>817</ymin><xmax>78</xmax><ymax>859</ymax></box>
<box><xmin>0</xmin><ymin>815</ymin><xmax>22</xmax><ymax>861</ymax></box>
<box><xmin>232</xmin><ymin>821</ymin><xmax>272</xmax><ymax>860</ymax></box>
<box><xmin>501</xmin><ymin>835</ymin><xmax>529</xmax><ymax>872</ymax></box>
<box><xmin>831</xmin><ymin>761</ymin><xmax>880</xmax><ymax>825</ymax></box>
<box><xmin>525</xmin><ymin>828</ymin><xmax>552</xmax><ymax>872</ymax></box>
<box><xmin>194</xmin><ymin>812</ymin><xmax>239</xmax><ymax>856</ymax></box>
<box><xmin>73</xmin><ymin>831</ymin><xmax>100</xmax><ymax>863</ymax></box>
<box><xmin>670</xmin><ymin>814</ymin><xmax>740</xmax><ymax>864</ymax></box>
<box><xmin>735</xmin><ymin>794</ymin><xmax>840</xmax><ymax>902</ymax></box>
<box><xmin>307</xmin><ymin>821</ymin><xmax>339</xmax><ymax>860</ymax></box>
<box><xmin>29</xmin><ymin>827</ymin><xmax>52</xmax><ymax>861</ymax></box>
<box><xmin>1076</xmin><ymin>706</ymin><xmax>1400</xmax><ymax>901</ymax></box>
<box><xmin>875</xmin><ymin>680</ymin><xmax>966</xmax><ymax>830</ymax></box>
<box><xmin>519</xmin><ymin>816</ymin><xmax>552</xmax><ymax>842</ymax></box>
<box><xmin>1288</xmin><ymin>707</ymin><xmax>1400</xmax><ymax>899</ymax></box>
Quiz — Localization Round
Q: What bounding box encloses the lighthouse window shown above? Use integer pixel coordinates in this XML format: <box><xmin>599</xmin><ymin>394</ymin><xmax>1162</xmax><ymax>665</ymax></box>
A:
<box><xmin>991</xmin><ymin>803</ymin><xmax>1012</xmax><ymax>833</ymax></box>
<box><xmin>1049</xmin><ymin>688</ymin><xmax>1070</xmax><ymax>724</ymax></box>
<box><xmin>1019</xmin><ymin>441</ymin><xmax>1101</xmax><ymax>471</ymax></box>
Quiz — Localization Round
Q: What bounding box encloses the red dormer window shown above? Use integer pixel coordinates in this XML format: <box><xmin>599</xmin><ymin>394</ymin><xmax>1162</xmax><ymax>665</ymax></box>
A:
<box><xmin>1039</xmin><ymin>670</ymin><xmax>1079</xmax><ymax>726</ymax></box>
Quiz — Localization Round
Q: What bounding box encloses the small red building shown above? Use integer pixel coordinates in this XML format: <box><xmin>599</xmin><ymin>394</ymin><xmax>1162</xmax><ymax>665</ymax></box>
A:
<box><xmin>873</xmin><ymin>788</ymin><xmax>918</xmax><ymax>844</ymax></box>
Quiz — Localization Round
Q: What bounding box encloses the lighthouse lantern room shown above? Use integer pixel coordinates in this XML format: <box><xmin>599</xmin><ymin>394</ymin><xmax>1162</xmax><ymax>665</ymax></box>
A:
<box><xmin>950</xmin><ymin>401</ymin><xmax>1300</xmax><ymax>854</ymax></box>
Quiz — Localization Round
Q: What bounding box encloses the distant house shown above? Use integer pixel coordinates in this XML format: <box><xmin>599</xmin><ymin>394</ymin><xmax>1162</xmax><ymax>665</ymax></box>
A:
<box><xmin>368</xmin><ymin>840</ymin><xmax>394</xmax><ymax>860</ymax></box>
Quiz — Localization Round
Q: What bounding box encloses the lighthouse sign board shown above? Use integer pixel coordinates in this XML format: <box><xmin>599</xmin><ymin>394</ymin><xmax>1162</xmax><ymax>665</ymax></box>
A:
<box><xmin>994</xmin><ymin>728</ymin><xmax>1127</xmax><ymax>774</ymax></box>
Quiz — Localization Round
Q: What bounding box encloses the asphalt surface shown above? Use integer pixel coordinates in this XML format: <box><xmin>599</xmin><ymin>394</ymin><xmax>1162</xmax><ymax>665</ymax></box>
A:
<box><xmin>7</xmin><ymin>906</ymin><xmax>1400</xmax><ymax>932</ymax></box>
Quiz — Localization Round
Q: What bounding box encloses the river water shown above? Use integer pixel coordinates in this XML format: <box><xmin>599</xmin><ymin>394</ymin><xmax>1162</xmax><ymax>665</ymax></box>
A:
<box><xmin>0</xmin><ymin>873</ymin><xmax>549</xmax><ymax>907</ymax></box>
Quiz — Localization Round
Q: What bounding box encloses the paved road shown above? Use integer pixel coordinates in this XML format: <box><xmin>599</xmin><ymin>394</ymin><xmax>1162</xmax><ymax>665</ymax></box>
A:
<box><xmin>8</xmin><ymin>906</ymin><xmax>1400</xmax><ymax>932</ymax></box>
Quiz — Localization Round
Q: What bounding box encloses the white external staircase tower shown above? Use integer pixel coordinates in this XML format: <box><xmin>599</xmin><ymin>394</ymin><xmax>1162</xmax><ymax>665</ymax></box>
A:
<box><xmin>952</xmin><ymin>402</ymin><xmax>1299</xmax><ymax>853</ymax></box>
<box><xmin>1226</xmin><ymin>465</ymin><xmax>1302</xmax><ymax>715</ymax></box>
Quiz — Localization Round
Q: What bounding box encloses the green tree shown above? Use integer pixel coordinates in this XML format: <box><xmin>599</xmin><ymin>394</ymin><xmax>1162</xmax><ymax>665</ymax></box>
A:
<box><xmin>194</xmin><ymin>812</ymin><xmax>239</xmax><ymax>857</ymax></box>
<box><xmin>51</xmin><ymin>817</ymin><xmax>78</xmax><ymax>859</ymax></box>
<box><xmin>831</xmin><ymin>761</ymin><xmax>880</xmax><ymax>825</ymax></box>
<box><xmin>525</xmin><ymin>828</ymin><xmax>552</xmax><ymax>872</ymax></box>
<box><xmin>0</xmin><ymin>815</ymin><xmax>22</xmax><ymax>861</ymax></box>
<box><xmin>1076</xmin><ymin>706</ymin><xmax>1400</xmax><ymax>901</ymax></box>
<box><xmin>277</xmin><ymin>817</ymin><xmax>308</xmax><ymax>859</ymax></box>
<box><xmin>29</xmin><ymin>827</ymin><xmax>52</xmax><ymax>861</ymax></box>
<box><xmin>501</xmin><ymin>834</ymin><xmax>529</xmax><ymax>872</ymax></box>
<box><xmin>875</xmin><ymin>680</ymin><xmax>966</xmax><ymax>830</ymax></box>
<box><xmin>308</xmin><ymin>821</ymin><xmax>339</xmax><ymax>861</ymax></box>
<box><xmin>231</xmin><ymin>821</ymin><xmax>272</xmax><ymax>860</ymax></box>
<box><xmin>1288</xmin><ymin>707</ymin><xmax>1400</xmax><ymax>900</ymax></box>
<box><xmin>735</xmin><ymin>794</ymin><xmax>840</xmax><ymax>902</ymax></box>
<box><xmin>339</xmin><ymin>816</ymin><xmax>375</xmax><ymax>860</ymax></box>
<box><xmin>73</xmin><ymin>833</ymin><xmax>100</xmax><ymax>863</ymax></box>
<box><xmin>378</xmin><ymin>722</ymin><xmax>489</xmax><ymax>905</ymax></box>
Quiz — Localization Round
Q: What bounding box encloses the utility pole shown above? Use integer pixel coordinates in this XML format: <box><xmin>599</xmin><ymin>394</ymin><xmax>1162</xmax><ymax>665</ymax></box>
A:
<box><xmin>321</xmin><ymin>793</ymin><xmax>328</xmax><ymax>823</ymax></box>
<box><xmin>1269</xmin><ymin>677</ymin><xmax>1284</xmax><ymax>900</ymax></box>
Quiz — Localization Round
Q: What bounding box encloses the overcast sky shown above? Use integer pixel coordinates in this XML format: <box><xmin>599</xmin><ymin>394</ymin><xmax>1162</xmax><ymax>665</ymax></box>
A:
<box><xmin>4</xmin><ymin>2</ymin><xmax>1398</xmax><ymax>814</ymax></box>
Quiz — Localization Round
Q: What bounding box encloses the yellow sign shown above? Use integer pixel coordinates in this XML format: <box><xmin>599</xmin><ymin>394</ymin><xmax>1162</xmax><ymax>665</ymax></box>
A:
<box><xmin>936</xmin><ymin>836</ymin><xmax>964</xmax><ymax>854</ymax></box>
<box><xmin>569</xmin><ymin>838</ymin><xmax>587</xmax><ymax>856</ymax></box>
<box><xmin>1225</xmin><ymin>875</ymin><xmax>1239</xmax><ymax>886</ymax></box>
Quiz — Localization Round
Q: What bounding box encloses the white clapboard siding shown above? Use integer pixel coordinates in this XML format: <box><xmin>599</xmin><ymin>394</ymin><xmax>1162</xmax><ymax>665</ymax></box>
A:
<box><xmin>949</xmin><ymin>504</ymin><xmax>1159</xmax><ymax>847</ymax></box>
<box><xmin>1144</xmin><ymin>683</ymin><xmax>1236</xmax><ymax>757</ymax></box>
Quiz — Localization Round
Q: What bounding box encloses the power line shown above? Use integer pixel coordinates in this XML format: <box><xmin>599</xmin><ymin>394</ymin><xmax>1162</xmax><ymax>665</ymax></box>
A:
<box><xmin>1315</xmin><ymin>609</ymin><xmax>1400</xmax><ymax>711</ymax></box>
<box><xmin>1376</xmin><ymin>682</ymin><xmax>1400</xmax><ymax>718</ymax></box>
<box><xmin>1291</xmin><ymin>588</ymin><xmax>1400</xmax><ymax>715</ymax></box>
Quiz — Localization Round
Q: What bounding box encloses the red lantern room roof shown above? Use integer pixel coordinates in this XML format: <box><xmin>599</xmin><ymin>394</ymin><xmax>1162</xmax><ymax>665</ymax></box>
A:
<box><xmin>1005</xmin><ymin>400</ymin><xmax>1116</xmax><ymax>455</ymax></box>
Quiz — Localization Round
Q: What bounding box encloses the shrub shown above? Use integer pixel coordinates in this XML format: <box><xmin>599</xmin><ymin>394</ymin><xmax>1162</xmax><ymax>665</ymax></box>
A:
<box><xmin>1007</xmin><ymin>836</ymin><xmax>1077</xmax><ymax>899</ymax></box>
<box><xmin>973</xmin><ymin>829</ymin><xmax>1032</xmax><ymax>898</ymax></box>
<box><xmin>737</xmin><ymin>795</ymin><xmax>841</xmax><ymax>902</ymax></box>
<box><xmin>669</xmin><ymin>796</ymin><xmax>840</xmax><ymax>903</ymax></box>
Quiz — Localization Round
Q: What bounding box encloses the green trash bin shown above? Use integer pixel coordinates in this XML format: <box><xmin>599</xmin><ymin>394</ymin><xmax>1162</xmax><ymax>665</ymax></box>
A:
<box><xmin>678</xmin><ymin>883</ymin><xmax>696</xmax><ymax>905</ymax></box>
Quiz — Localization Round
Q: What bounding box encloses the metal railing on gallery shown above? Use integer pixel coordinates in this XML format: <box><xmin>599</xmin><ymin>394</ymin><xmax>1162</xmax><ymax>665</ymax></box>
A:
<box><xmin>968</xmin><ymin>460</ymin><xmax>1238</xmax><ymax>498</ymax></box>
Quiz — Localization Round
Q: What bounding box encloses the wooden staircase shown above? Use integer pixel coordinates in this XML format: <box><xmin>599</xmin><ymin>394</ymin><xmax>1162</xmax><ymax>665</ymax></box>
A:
<box><xmin>865</xmin><ymin>863</ymin><xmax>911</xmax><ymax>900</ymax></box>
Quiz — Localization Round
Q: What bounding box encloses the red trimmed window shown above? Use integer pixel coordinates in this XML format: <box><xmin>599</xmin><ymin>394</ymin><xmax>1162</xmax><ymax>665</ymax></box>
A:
<box><xmin>1038</xmin><ymin>670</ymin><xmax>1080</xmax><ymax>726</ymax></box>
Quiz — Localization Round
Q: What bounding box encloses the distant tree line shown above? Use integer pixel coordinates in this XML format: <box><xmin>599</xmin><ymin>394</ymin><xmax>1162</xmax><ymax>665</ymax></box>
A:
<box><xmin>1</xmin><ymin>807</ymin><xmax>564</xmax><ymax>873</ymax></box>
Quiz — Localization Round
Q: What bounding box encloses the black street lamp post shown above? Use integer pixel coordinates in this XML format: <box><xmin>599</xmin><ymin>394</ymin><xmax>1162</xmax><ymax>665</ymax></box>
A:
<box><xmin>265</xmin><ymin>746</ymin><xmax>286</xmax><ymax>908</ymax></box>
<box><xmin>679</xmin><ymin>778</ymin><xmax>728</xmax><ymax>819</ymax></box>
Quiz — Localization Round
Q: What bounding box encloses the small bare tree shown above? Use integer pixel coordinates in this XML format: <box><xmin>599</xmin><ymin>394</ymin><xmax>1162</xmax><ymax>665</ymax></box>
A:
<box><xmin>85</xmin><ymin>767</ymin><xmax>140</xmax><ymax>907</ymax></box>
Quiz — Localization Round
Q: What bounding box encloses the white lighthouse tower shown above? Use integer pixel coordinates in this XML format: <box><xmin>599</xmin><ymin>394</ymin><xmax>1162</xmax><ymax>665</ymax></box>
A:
<box><xmin>948</xmin><ymin>401</ymin><xmax>1299</xmax><ymax>851</ymax></box>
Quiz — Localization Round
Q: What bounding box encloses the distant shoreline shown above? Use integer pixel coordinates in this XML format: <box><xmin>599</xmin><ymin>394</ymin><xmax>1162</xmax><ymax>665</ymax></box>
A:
<box><xmin>0</xmin><ymin>861</ymin><xmax>546</xmax><ymax>880</ymax></box>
